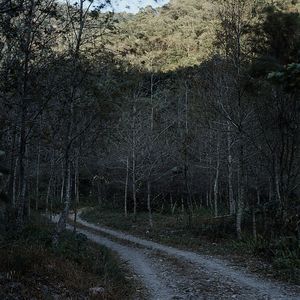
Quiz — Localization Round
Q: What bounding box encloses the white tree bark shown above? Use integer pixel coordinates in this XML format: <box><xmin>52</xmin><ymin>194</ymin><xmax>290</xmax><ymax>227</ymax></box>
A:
<box><xmin>227</xmin><ymin>122</ymin><xmax>235</xmax><ymax>215</ymax></box>
<box><xmin>213</xmin><ymin>134</ymin><xmax>220</xmax><ymax>217</ymax></box>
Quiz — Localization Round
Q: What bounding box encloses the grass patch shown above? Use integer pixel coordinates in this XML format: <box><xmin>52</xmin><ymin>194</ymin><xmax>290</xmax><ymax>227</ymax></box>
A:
<box><xmin>81</xmin><ymin>207</ymin><xmax>234</xmax><ymax>247</ymax></box>
<box><xmin>0</xmin><ymin>214</ymin><xmax>135</xmax><ymax>299</ymax></box>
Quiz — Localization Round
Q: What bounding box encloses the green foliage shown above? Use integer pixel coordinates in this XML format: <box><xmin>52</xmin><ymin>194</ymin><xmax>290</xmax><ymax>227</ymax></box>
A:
<box><xmin>261</xmin><ymin>6</ymin><xmax>300</xmax><ymax>64</ymax></box>
<box><xmin>250</xmin><ymin>1</ymin><xmax>300</xmax><ymax>69</ymax></box>
<box><xmin>273</xmin><ymin>257</ymin><xmax>300</xmax><ymax>283</ymax></box>
<box><xmin>109</xmin><ymin>0</ymin><xmax>216</xmax><ymax>71</ymax></box>
<box><xmin>0</xmin><ymin>244</ymin><xmax>48</xmax><ymax>279</ymax></box>
<box><xmin>231</xmin><ymin>236</ymin><xmax>300</xmax><ymax>283</ymax></box>
<box><xmin>268</xmin><ymin>63</ymin><xmax>300</xmax><ymax>91</ymax></box>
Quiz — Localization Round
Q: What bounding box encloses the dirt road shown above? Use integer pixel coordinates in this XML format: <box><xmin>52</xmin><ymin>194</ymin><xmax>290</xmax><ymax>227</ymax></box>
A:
<box><xmin>66</xmin><ymin>213</ymin><xmax>300</xmax><ymax>300</ymax></box>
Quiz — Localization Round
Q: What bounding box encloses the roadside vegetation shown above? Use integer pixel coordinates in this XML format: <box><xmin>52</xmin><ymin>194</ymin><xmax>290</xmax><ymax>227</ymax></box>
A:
<box><xmin>82</xmin><ymin>206</ymin><xmax>300</xmax><ymax>284</ymax></box>
<box><xmin>0</xmin><ymin>213</ymin><xmax>135</xmax><ymax>300</ymax></box>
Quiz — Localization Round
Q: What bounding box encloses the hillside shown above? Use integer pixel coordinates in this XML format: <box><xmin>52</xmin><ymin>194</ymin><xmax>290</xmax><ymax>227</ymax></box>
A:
<box><xmin>108</xmin><ymin>0</ymin><xmax>300</xmax><ymax>71</ymax></box>
<box><xmin>108</xmin><ymin>0</ymin><xmax>216</xmax><ymax>71</ymax></box>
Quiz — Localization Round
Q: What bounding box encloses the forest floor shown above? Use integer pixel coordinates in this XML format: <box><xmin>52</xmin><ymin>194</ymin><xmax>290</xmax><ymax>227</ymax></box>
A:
<box><xmin>68</xmin><ymin>210</ymin><xmax>300</xmax><ymax>300</ymax></box>
<box><xmin>0</xmin><ymin>215</ymin><xmax>135</xmax><ymax>300</ymax></box>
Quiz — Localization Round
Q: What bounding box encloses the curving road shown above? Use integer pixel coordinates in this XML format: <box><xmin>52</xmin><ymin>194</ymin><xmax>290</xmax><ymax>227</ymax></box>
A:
<box><xmin>65</xmin><ymin>213</ymin><xmax>300</xmax><ymax>300</ymax></box>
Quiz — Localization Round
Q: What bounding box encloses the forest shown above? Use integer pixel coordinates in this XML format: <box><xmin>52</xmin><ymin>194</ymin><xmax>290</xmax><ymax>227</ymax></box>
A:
<box><xmin>0</xmin><ymin>0</ymin><xmax>299</xmax><ymax>299</ymax></box>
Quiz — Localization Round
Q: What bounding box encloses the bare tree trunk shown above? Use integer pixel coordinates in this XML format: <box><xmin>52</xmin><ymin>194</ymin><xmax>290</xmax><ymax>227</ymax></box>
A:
<box><xmin>12</xmin><ymin>157</ymin><xmax>18</xmax><ymax>208</ymax></box>
<box><xmin>60</xmin><ymin>160</ymin><xmax>65</xmax><ymax>203</ymax></box>
<box><xmin>206</xmin><ymin>190</ymin><xmax>209</xmax><ymax>208</ymax></box>
<box><xmin>183</xmin><ymin>81</ymin><xmax>193</xmax><ymax>226</ymax></box>
<box><xmin>16</xmin><ymin>0</ymin><xmax>35</xmax><ymax>230</ymax></box>
<box><xmin>150</xmin><ymin>73</ymin><xmax>154</xmax><ymax>131</ymax></box>
<box><xmin>236</xmin><ymin>145</ymin><xmax>244</xmax><ymax>240</ymax></box>
<box><xmin>53</xmin><ymin>156</ymin><xmax>71</xmax><ymax>246</ymax></box>
<box><xmin>17</xmin><ymin>100</ymin><xmax>27</xmax><ymax>228</ymax></box>
<box><xmin>297</xmin><ymin>209</ymin><xmax>300</xmax><ymax>247</ymax></box>
<box><xmin>147</xmin><ymin>180</ymin><xmax>153</xmax><ymax>228</ymax></box>
<box><xmin>124</xmin><ymin>156</ymin><xmax>129</xmax><ymax>217</ymax></box>
<box><xmin>227</xmin><ymin>122</ymin><xmax>235</xmax><ymax>215</ymax></box>
<box><xmin>208</xmin><ymin>132</ymin><xmax>213</xmax><ymax>211</ymax></box>
<box><xmin>275</xmin><ymin>157</ymin><xmax>282</xmax><ymax>208</ymax></box>
<box><xmin>213</xmin><ymin>134</ymin><xmax>220</xmax><ymax>217</ymax></box>
<box><xmin>17</xmin><ymin>123</ymin><xmax>27</xmax><ymax>228</ymax></box>
<box><xmin>45</xmin><ymin>152</ymin><xmax>54</xmax><ymax>215</ymax></box>
<box><xmin>35</xmin><ymin>140</ymin><xmax>41</xmax><ymax>211</ymax></box>
<box><xmin>256</xmin><ymin>186</ymin><xmax>261</xmax><ymax>206</ymax></box>
<box><xmin>55</xmin><ymin>99</ymin><xmax>74</xmax><ymax>238</ymax></box>
<box><xmin>74</xmin><ymin>151</ymin><xmax>79</xmax><ymax>204</ymax></box>
<box><xmin>132</xmin><ymin>101</ymin><xmax>137</xmax><ymax>220</ymax></box>
<box><xmin>53</xmin><ymin>0</ymin><xmax>93</xmax><ymax>245</ymax></box>
<box><xmin>268</xmin><ymin>177</ymin><xmax>272</xmax><ymax>203</ymax></box>
<box><xmin>170</xmin><ymin>193</ymin><xmax>173</xmax><ymax>214</ymax></box>
<box><xmin>132</xmin><ymin>153</ymin><xmax>137</xmax><ymax>219</ymax></box>
<box><xmin>54</xmin><ymin>102</ymin><xmax>74</xmax><ymax>244</ymax></box>
<box><xmin>8</xmin><ymin>126</ymin><xmax>17</xmax><ymax>206</ymax></box>
<box><xmin>171</xmin><ymin>199</ymin><xmax>177</xmax><ymax>215</ymax></box>
<box><xmin>73</xmin><ymin>152</ymin><xmax>79</xmax><ymax>233</ymax></box>
<box><xmin>252</xmin><ymin>207</ymin><xmax>257</xmax><ymax>241</ymax></box>
<box><xmin>185</xmin><ymin>81</ymin><xmax>189</xmax><ymax>135</ymax></box>
<box><xmin>25</xmin><ymin>151</ymin><xmax>30</xmax><ymax>218</ymax></box>
<box><xmin>45</xmin><ymin>178</ymin><xmax>50</xmax><ymax>215</ymax></box>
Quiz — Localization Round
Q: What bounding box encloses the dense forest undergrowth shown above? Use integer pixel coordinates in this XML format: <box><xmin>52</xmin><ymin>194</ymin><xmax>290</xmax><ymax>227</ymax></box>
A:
<box><xmin>0</xmin><ymin>0</ymin><xmax>300</xmax><ymax>296</ymax></box>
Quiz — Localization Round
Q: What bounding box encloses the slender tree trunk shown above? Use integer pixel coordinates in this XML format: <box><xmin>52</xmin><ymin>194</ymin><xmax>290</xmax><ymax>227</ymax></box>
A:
<box><xmin>132</xmin><ymin>102</ymin><xmax>137</xmax><ymax>220</ymax></box>
<box><xmin>17</xmin><ymin>120</ymin><xmax>27</xmax><ymax>229</ymax></box>
<box><xmin>147</xmin><ymin>180</ymin><xmax>153</xmax><ymax>228</ymax></box>
<box><xmin>227</xmin><ymin>122</ymin><xmax>235</xmax><ymax>215</ymax></box>
<box><xmin>124</xmin><ymin>156</ymin><xmax>129</xmax><ymax>217</ymax></box>
<box><xmin>150</xmin><ymin>73</ymin><xmax>154</xmax><ymax>131</ymax></box>
<box><xmin>208</xmin><ymin>133</ymin><xmax>213</xmax><ymax>211</ymax></box>
<box><xmin>8</xmin><ymin>126</ymin><xmax>17</xmax><ymax>205</ymax></box>
<box><xmin>170</xmin><ymin>193</ymin><xmax>173</xmax><ymax>215</ymax></box>
<box><xmin>252</xmin><ymin>207</ymin><xmax>257</xmax><ymax>241</ymax></box>
<box><xmin>45</xmin><ymin>152</ymin><xmax>54</xmax><ymax>215</ymax></box>
<box><xmin>35</xmin><ymin>140</ymin><xmax>41</xmax><ymax>211</ymax></box>
<box><xmin>256</xmin><ymin>186</ymin><xmax>260</xmax><ymax>206</ymax></box>
<box><xmin>297</xmin><ymin>212</ymin><xmax>300</xmax><ymax>247</ymax></box>
<box><xmin>54</xmin><ymin>102</ymin><xmax>74</xmax><ymax>244</ymax></box>
<box><xmin>268</xmin><ymin>177</ymin><xmax>272</xmax><ymax>203</ymax></box>
<box><xmin>74</xmin><ymin>151</ymin><xmax>79</xmax><ymax>204</ymax></box>
<box><xmin>53</xmin><ymin>156</ymin><xmax>71</xmax><ymax>246</ymax></box>
<box><xmin>236</xmin><ymin>145</ymin><xmax>244</xmax><ymax>240</ymax></box>
<box><xmin>12</xmin><ymin>157</ymin><xmax>18</xmax><ymax>208</ymax></box>
<box><xmin>53</xmin><ymin>0</ymin><xmax>92</xmax><ymax>245</ymax></box>
<box><xmin>185</xmin><ymin>81</ymin><xmax>189</xmax><ymax>135</ymax></box>
<box><xmin>16</xmin><ymin>0</ymin><xmax>35</xmax><ymax>230</ymax></box>
<box><xmin>73</xmin><ymin>153</ymin><xmax>79</xmax><ymax>233</ymax></box>
<box><xmin>27</xmin><ymin>178</ymin><xmax>30</xmax><ymax>218</ymax></box>
<box><xmin>213</xmin><ymin>134</ymin><xmax>220</xmax><ymax>217</ymax></box>
<box><xmin>206</xmin><ymin>190</ymin><xmax>209</xmax><ymax>208</ymax></box>
<box><xmin>275</xmin><ymin>157</ymin><xmax>282</xmax><ymax>213</ymax></box>
<box><xmin>132</xmin><ymin>153</ymin><xmax>137</xmax><ymax>219</ymax></box>
<box><xmin>60</xmin><ymin>160</ymin><xmax>65</xmax><ymax>203</ymax></box>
